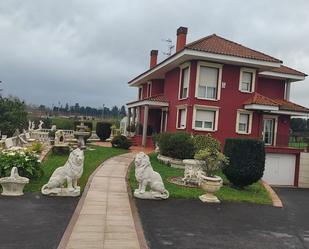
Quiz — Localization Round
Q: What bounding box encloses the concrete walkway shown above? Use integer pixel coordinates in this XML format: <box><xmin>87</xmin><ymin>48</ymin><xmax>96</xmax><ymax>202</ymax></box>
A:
<box><xmin>64</xmin><ymin>153</ymin><xmax>141</xmax><ymax>249</ymax></box>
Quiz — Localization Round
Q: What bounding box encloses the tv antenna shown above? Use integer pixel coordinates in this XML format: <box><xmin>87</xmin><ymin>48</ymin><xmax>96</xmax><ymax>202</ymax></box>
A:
<box><xmin>161</xmin><ymin>38</ymin><xmax>174</xmax><ymax>57</ymax></box>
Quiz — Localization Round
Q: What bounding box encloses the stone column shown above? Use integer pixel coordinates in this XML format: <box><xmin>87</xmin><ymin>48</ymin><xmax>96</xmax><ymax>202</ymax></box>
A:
<box><xmin>142</xmin><ymin>105</ymin><xmax>149</xmax><ymax>147</ymax></box>
<box><xmin>128</xmin><ymin>108</ymin><xmax>131</xmax><ymax>136</ymax></box>
<box><xmin>132</xmin><ymin>107</ymin><xmax>136</xmax><ymax>127</ymax></box>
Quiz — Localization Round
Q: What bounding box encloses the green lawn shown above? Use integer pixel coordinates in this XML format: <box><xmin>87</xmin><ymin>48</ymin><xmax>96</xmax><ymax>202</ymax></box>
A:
<box><xmin>128</xmin><ymin>153</ymin><xmax>272</xmax><ymax>205</ymax></box>
<box><xmin>25</xmin><ymin>145</ymin><xmax>127</xmax><ymax>192</ymax></box>
<box><xmin>288</xmin><ymin>142</ymin><xmax>308</xmax><ymax>149</ymax></box>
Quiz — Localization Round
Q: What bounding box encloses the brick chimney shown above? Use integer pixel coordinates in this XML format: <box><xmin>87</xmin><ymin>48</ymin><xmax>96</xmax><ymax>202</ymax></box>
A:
<box><xmin>150</xmin><ymin>50</ymin><xmax>158</xmax><ymax>69</ymax></box>
<box><xmin>176</xmin><ymin>26</ymin><xmax>188</xmax><ymax>52</ymax></box>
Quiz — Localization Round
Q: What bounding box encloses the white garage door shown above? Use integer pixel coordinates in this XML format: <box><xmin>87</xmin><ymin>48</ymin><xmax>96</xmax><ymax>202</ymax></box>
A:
<box><xmin>262</xmin><ymin>153</ymin><xmax>296</xmax><ymax>186</ymax></box>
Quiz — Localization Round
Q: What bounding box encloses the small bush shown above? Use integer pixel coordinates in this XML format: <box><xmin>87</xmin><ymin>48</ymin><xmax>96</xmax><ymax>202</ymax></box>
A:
<box><xmin>52</xmin><ymin>146</ymin><xmax>70</xmax><ymax>155</ymax></box>
<box><xmin>0</xmin><ymin>149</ymin><xmax>43</xmax><ymax>179</ymax></box>
<box><xmin>223</xmin><ymin>138</ymin><xmax>265</xmax><ymax>188</ymax></box>
<box><xmin>193</xmin><ymin>134</ymin><xmax>221</xmax><ymax>153</ymax></box>
<box><xmin>157</xmin><ymin>132</ymin><xmax>195</xmax><ymax>160</ymax></box>
<box><xmin>28</xmin><ymin>142</ymin><xmax>45</xmax><ymax>153</ymax></box>
<box><xmin>96</xmin><ymin>122</ymin><xmax>112</xmax><ymax>141</ymax></box>
<box><xmin>52</xmin><ymin>118</ymin><xmax>75</xmax><ymax>130</ymax></box>
<box><xmin>126</xmin><ymin>124</ymin><xmax>136</xmax><ymax>133</ymax></box>
<box><xmin>111</xmin><ymin>135</ymin><xmax>132</xmax><ymax>149</ymax></box>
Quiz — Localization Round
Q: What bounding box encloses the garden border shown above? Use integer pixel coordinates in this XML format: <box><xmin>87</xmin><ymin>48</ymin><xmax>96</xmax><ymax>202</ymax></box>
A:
<box><xmin>261</xmin><ymin>180</ymin><xmax>283</xmax><ymax>208</ymax></box>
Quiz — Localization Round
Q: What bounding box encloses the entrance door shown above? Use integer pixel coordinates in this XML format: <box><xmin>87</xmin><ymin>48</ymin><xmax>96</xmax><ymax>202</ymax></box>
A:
<box><xmin>263</xmin><ymin>118</ymin><xmax>275</xmax><ymax>145</ymax></box>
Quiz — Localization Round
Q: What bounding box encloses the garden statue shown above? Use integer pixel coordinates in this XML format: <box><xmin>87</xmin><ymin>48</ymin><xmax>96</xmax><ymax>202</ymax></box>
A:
<box><xmin>28</xmin><ymin>120</ymin><xmax>32</xmax><ymax>131</ymax></box>
<box><xmin>54</xmin><ymin>130</ymin><xmax>66</xmax><ymax>145</ymax></box>
<box><xmin>38</xmin><ymin>120</ymin><xmax>44</xmax><ymax>130</ymax></box>
<box><xmin>0</xmin><ymin>167</ymin><xmax>29</xmax><ymax>196</ymax></box>
<box><xmin>31</xmin><ymin>121</ymin><xmax>35</xmax><ymax>130</ymax></box>
<box><xmin>134</xmin><ymin>152</ymin><xmax>169</xmax><ymax>200</ymax></box>
<box><xmin>41</xmin><ymin>147</ymin><xmax>84</xmax><ymax>196</ymax></box>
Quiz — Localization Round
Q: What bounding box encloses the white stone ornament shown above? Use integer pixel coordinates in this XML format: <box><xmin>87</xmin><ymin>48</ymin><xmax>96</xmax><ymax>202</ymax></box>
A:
<box><xmin>134</xmin><ymin>152</ymin><xmax>169</xmax><ymax>200</ymax></box>
<box><xmin>0</xmin><ymin>167</ymin><xmax>29</xmax><ymax>196</ymax></box>
<box><xmin>41</xmin><ymin>148</ymin><xmax>84</xmax><ymax>196</ymax></box>
<box><xmin>38</xmin><ymin>120</ymin><xmax>44</xmax><ymax>130</ymax></box>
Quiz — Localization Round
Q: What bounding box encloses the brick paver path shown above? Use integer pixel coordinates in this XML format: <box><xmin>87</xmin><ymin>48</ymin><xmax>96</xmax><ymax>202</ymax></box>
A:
<box><xmin>65</xmin><ymin>153</ymin><xmax>140</xmax><ymax>249</ymax></box>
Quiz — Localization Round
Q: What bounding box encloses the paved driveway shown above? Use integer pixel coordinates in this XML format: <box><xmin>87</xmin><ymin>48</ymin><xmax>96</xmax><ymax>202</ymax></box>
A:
<box><xmin>136</xmin><ymin>188</ymin><xmax>309</xmax><ymax>249</ymax></box>
<box><xmin>0</xmin><ymin>193</ymin><xmax>78</xmax><ymax>249</ymax></box>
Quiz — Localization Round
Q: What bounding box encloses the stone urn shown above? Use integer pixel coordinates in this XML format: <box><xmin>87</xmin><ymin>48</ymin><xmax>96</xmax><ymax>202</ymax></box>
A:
<box><xmin>199</xmin><ymin>175</ymin><xmax>223</xmax><ymax>203</ymax></box>
<box><xmin>182</xmin><ymin>159</ymin><xmax>204</xmax><ymax>185</ymax></box>
<box><xmin>0</xmin><ymin>167</ymin><xmax>29</xmax><ymax>196</ymax></box>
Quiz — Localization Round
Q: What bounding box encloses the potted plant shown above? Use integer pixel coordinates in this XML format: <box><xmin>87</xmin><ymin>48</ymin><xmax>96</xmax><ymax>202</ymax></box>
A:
<box><xmin>194</xmin><ymin>148</ymin><xmax>229</xmax><ymax>203</ymax></box>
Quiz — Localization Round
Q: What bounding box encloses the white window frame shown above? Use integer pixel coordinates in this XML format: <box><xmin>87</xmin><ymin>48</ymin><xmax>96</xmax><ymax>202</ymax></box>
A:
<box><xmin>176</xmin><ymin>105</ymin><xmax>187</xmax><ymax>129</ymax></box>
<box><xmin>262</xmin><ymin>115</ymin><xmax>278</xmax><ymax>146</ymax></box>
<box><xmin>192</xmin><ymin>105</ymin><xmax>219</xmax><ymax>132</ymax></box>
<box><xmin>239</xmin><ymin>67</ymin><xmax>256</xmax><ymax>93</ymax></box>
<box><xmin>195</xmin><ymin>61</ymin><xmax>223</xmax><ymax>101</ymax></box>
<box><xmin>236</xmin><ymin>109</ymin><xmax>253</xmax><ymax>134</ymax></box>
<box><xmin>138</xmin><ymin>86</ymin><xmax>143</xmax><ymax>100</ymax></box>
<box><xmin>146</xmin><ymin>81</ymin><xmax>152</xmax><ymax>98</ymax></box>
<box><xmin>178</xmin><ymin>62</ymin><xmax>191</xmax><ymax>100</ymax></box>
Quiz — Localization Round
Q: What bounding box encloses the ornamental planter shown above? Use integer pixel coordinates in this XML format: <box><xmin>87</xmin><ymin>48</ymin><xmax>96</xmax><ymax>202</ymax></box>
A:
<box><xmin>157</xmin><ymin>154</ymin><xmax>185</xmax><ymax>169</ymax></box>
<box><xmin>199</xmin><ymin>175</ymin><xmax>223</xmax><ymax>203</ymax></box>
<box><xmin>182</xmin><ymin>159</ymin><xmax>204</xmax><ymax>185</ymax></box>
<box><xmin>0</xmin><ymin>167</ymin><xmax>29</xmax><ymax>196</ymax></box>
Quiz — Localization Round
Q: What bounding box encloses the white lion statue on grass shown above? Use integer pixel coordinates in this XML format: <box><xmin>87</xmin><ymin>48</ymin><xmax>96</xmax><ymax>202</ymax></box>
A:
<box><xmin>41</xmin><ymin>148</ymin><xmax>84</xmax><ymax>196</ymax></box>
<box><xmin>134</xmin><ymin>152</ymin><xmax>169</xmax><ymax>200</ymax></box>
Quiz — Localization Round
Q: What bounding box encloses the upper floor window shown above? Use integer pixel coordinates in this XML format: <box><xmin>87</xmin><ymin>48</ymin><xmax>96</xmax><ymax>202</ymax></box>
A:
<box><xmin>236</xmin><ymin>110</ymin><xmax>253</xmax><ymax>134</ymax></box>
<box><xmin>176</xmin><ymin>107</ymin><xmax>187</xmax><ymax>129</ymax></box>
<box><xmin>138</xmin><ymin>87</ymin><xmax>143</xmax><ymax>100</ymax></box>
<box><xmin>146</xmin><ymin>81</ymin><xmax>152</xmax><ymax>97</ymax></box>
<box><xmin>178</xmin><ymin>63</ymin><xmax>190</xmax><ymax>100</ymax></box>
<box><xmin>239</xmin><ymin>68</ymin><xmax>256</xmax><ymax>93</ymax></box>
<box><xmin>196</xmin><ymin>62</ymin><xmax>223</xmax><ymax>101</ymax></box>
<box><xmin>192</xmin><ymin>105</ymin><xmax>219</xmax><ymax>131</ymax></box>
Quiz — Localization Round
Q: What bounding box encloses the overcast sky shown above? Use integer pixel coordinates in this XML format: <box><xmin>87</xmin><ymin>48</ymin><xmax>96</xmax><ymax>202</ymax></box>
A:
<box><xmin>0</xmin><ymin>0</ymin><xmax>309</xmax><ymax>109</ymax></box>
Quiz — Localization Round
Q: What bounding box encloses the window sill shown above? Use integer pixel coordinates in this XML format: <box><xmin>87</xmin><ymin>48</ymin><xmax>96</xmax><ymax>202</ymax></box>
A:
<box><xmin>239</xmin><ymin>90</ymin><xmax>254</xmax><ymax>94</ymax></box>
<box><xmin>195</xmin><ymin>97</ymin><xmax>219</xmax><ymax>101</ymax></box>
<box><xmin>193</xmin><ymin>128</ymin><xmax>216</xmax><ymax>132</ymax></box>
<box><xmin>236</xmin><ymin>131</ymin><xmax>251</xmax><ymax>135</ymax></box>
<box><xmin>178</xmin><ymin>97</ymin><xmax>189</xmax><ymax>101</ymax></box>
<box><xmin>176</xmin><ymin>127</ymin><xmax>186</xmax><ymax>130</ymax></box>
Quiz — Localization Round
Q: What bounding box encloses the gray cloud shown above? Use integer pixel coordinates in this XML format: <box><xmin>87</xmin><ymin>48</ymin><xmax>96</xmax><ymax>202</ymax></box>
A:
<box><xmin>0</xmin><ymin>0</ymin><xmax>308</xmax><ymax>108</ymax></box>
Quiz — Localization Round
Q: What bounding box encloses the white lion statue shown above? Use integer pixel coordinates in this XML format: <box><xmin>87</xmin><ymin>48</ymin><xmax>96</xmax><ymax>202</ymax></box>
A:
<box><xmin>134</xmin><ymin>152</ymin><xmax>169</xmax><ymax>200</ymax></box>
<box><xmin>41</xmin><ymin>148</ymin><xmax>84</xmax><ymax>196</ymax></box>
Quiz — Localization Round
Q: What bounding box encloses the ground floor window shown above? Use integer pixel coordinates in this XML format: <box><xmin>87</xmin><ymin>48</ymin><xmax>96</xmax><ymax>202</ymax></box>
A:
<box><xmin>193</xmin><ymin>106</ymin><xmax>219</xmax><ymax>131</ymax></box>
<box><xmin>236</xmin><ymin>110</ymin><xmax>253</xmax><ymax>134</ymax></box>
<box><xmin>176</xmin><ymin>108</ymin><xmax>187</xmax><ymax>129</ymax></box>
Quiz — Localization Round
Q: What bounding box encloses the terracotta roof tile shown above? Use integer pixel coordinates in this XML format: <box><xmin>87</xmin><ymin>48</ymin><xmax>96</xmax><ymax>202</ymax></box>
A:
<box><xmin>186</xmin><ymin>34</ymin><xmax>282</xmax><ymax>63</ymax></box>
<box><xmin>244</xmin><ymin>93</ymin><xmax>309</xmax><ymax>113</ymax></box>
<box><xmin>244</xmin><ymin>93</ymin><xmax>279</xmax><ymax>106</ymax></box>
<box><xmin>268</xmin><ymin>65</ymin><xmax>307</xmax><ymax>77</ymax></box>
<box><xmin>127</xmin><ymin>94</ymin><xmax>169</xmax><ymax>105</ymax></box>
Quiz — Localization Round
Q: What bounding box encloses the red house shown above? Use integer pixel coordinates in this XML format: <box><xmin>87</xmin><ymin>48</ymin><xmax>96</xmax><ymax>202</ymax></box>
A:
<box><xmin>127</xmin><ymin>27</ymin><xmax>309</xmax><ymax>186</ymax></box>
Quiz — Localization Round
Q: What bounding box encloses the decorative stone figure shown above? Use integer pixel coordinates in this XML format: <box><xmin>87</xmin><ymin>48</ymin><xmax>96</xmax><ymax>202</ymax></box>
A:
<box><xmin>134</xmin><ymin>152</ymin><xmax>169</xmax><ymax>200</ymax></box>
<box><xmin>28</xmin><ymin>120</ymin><xmax>32</xmax><ymax>131</ymax></box>
<box><xmin>38</xmin><ymin>120</ymin><xmax>44</xmax><ymax>130</ymax></box>
<box><xmin>31</xmin><ymin>121</ymin><xmax>35</xmax><ymax>130</ymax></box>
<box><xmin>54</xmin><ymin>130</ymin><xmax>66</xmax><ymax>145</ymax></box>
<box><xmin>0</xmin><ymin>167</ymin><xmax>29</xmax><ymax>196</ymax></box>
<box><xmin>41</xmin><ymin>148</ymin><xmax>84</xmax><ymax>196</ymax></box>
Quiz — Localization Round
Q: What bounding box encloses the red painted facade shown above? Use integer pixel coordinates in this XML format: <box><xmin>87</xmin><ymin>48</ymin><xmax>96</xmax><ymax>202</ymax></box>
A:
<box><xmin>136</xmin><ymin>60</ymin><xmax>291</xmax><ymax>148</ymax></box>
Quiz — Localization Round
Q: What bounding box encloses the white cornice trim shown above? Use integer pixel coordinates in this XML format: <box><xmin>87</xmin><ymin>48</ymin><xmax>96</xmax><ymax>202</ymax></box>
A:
<box><xmin>269</xmin><ymin>110</ymin><xmax>309</xmax><ymax>116</ymax></box>
<box><xmin>127</xmin><ymin>100</ymin><xmax>169</xmax><ymax>108</ymax></box>
<box><xmin>259</xmin><ymin>71</ymin><xmax>306</xmax><ymax>81</ymax></box>
<box><xmin>244</xmin><ymin>104</ymin><xmax>279</xmax><ymax>111</ymax></box>
<box><xmin>128</xmin><ymin>48</ymin><xmax>282</xmax><ymax>86</ymax></box>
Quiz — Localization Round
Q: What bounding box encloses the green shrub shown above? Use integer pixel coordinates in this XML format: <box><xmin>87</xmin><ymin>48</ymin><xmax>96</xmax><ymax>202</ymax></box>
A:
<box><xmin>223</xmin><ymin>138</ymin><xmax>265</xmax><ymax>188</ymax></box>
<box><xmin>74</xmin><ymin>121</ymin><xmax>93</xmax><ymax>142</ymax></box>
<box><xmin>193</xmin><ymin>134</ymin><xmax>221</xmax><ymax>153</ymax></box>
<box><xmin>96</xmin><ymin>122</ymin><xmax>112</xmax><ymax>141</ymax></box>
<box><xmin>0</xmin><ymin>149</ymin><xmax>43</xmax><ymax>179</ymax></box>
<box><xmin>126</xmin><ymin>124</ymin><xmax>136</xmax><ymax>133</ymax></box>
<box><xmin>111</xmin><ymin>135</ymin><xmax>132</xmax><ymax>149</ymax></box>
<box><xmin>157</xmin><ymin>132</ymin><xmax>195</xmax><ymax>160</ymax></box>
<box><xmin>51</xmin><ymin>118</ymin><xmax>74</xmax><ymax>130</ymax></box>
<box><xmin>52</xmin><ymin>146</ymin><xmax>70</xmax><ymax>155</ymax></box>
<box><xmin>28</xmin><ymin>142</ymin><xmax>45</xmax><ymax>153</ymax></box>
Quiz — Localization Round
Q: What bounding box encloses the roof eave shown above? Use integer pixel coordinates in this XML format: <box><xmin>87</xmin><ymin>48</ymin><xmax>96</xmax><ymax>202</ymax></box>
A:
<box><xmin>259</xmin><ymin>71</ymin><xmax>306</xmax><ymax>82</ymax></box>
<box><xmin>128</xmin><ymin>48</ymin><xmax>282</xmax><ymax>87</ymax></box>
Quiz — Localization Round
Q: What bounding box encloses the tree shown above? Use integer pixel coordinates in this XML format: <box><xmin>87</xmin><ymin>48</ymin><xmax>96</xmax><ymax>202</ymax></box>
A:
<box><xmin>0</xmin><ymin>96</ymin><xmax>28</xmax><ymax>136</ymax></box>
<box><xmin>119</xmin><ymin>105</ymin><xmax>126</xmax><ymax>117</ymax></box>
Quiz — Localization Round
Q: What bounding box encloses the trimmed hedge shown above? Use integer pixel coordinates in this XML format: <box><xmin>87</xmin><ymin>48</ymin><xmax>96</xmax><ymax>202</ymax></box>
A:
<box><xmin>111</xmin><ymin>135</ymin><xmax>132</xmax><ymax>149</ymax></box>
<box><xmin>193</xmin><ymin>134</ymin><xmax>221</xmax><ymax>153</ymax></box>
<box><xmin>223</xmin><ymin>138</ymin><xmax>265</xmax><ymax>188</ymax></box>
<box><xmin>157</xmin><ymin>132</ymin><xmax>195</xmax><ymax>160</ymax></box>
<box><xmin>96</xmin><ymin>122</ymin><xmax>112</xmax><ymax>141</ymax></box>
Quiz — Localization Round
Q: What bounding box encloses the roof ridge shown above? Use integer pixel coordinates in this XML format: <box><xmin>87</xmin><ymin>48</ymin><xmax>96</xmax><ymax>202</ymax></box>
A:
<box><xmin>186</xmin><ymin>33</ymin><xmax>282</xmax><ymax>63</ymax></box>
